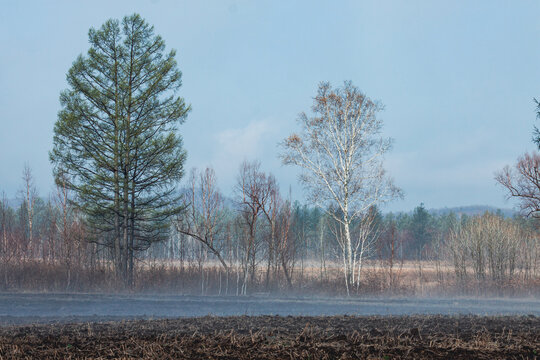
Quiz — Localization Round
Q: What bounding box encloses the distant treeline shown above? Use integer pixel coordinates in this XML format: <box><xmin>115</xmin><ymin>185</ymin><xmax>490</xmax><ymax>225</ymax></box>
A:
<box><xmin>1</xmin><ymin>167</ymin><xmax>538</xmax><ymax>296</ymax></box>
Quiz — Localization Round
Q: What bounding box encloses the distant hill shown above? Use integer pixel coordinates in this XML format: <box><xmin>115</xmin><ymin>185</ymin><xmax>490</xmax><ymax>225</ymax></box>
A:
<box><xmin>0</xmin><ymin>193</ymin><xmax>518</xmax><ymax>219</ymax></box>
<box><xmin>2</xmin><ymin>198</ymin><xmax>21</xmax><ymax>208</ymax></box>
<box><xmin>428</xmin><ymin>205</ymin><xmax>516</xmax><ymax>218</ymax></box>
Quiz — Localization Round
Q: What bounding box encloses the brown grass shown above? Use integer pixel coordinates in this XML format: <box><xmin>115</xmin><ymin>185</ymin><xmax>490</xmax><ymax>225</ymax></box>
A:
<box><xmin>0</xmin><ymin>259</ymin><xmax>538</xmax><ymax>297</ymax></box>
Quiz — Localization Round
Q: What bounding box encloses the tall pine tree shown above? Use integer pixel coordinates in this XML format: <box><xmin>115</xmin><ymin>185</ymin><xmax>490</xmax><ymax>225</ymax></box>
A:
<box><xmin>50</xmin><ymin>14</ymin><xmax>190</xmax><ymax>286</ymax></box>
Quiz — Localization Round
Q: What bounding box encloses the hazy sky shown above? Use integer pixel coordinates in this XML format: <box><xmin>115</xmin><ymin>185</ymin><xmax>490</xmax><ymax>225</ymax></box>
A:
<box><xmin>1</xmin><ymin>0</ymin><xmax>539</xmax><ymax>212</ymax></box>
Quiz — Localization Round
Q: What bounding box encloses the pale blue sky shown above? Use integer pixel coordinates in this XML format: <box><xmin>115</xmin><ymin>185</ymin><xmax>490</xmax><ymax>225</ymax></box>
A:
<box><xmin>1</xmin><ymin>0</ymin><xmax>539</xmax><ymax>211</ymax></box>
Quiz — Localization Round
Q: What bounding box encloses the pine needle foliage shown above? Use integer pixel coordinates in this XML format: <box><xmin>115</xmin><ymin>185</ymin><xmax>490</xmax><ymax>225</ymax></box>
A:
<box><xmin>50</xmin><ymin>14</ymin><xmax>190</xmax><ymax>286</ymax></box>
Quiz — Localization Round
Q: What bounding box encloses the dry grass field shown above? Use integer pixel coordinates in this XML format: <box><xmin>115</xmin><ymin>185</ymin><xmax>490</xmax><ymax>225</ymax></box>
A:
<box><xmin>3</xmin><ymin>258</ymin><xmax>538</xmax><ymax>297</ymax></box>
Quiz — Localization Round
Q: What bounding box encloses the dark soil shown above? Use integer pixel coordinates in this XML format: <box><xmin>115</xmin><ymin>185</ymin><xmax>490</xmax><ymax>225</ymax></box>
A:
<box><xmin>0</xmin><ymin>315</ymin><xmax>538</xmax><ymax>359</ymax></box>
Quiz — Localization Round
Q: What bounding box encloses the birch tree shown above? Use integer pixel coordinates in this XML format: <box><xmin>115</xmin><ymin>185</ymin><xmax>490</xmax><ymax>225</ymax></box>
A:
<box><xmin>280</xmin><ymin>81</ymin><xmax>401</xmax><ymax>294</ymax></box>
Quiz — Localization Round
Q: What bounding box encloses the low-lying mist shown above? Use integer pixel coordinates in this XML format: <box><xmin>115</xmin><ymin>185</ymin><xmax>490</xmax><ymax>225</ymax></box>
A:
<box><xmin>0</xmin><ymin>293</ymin><xmax>538</xmax><ymax>325</ymax></box>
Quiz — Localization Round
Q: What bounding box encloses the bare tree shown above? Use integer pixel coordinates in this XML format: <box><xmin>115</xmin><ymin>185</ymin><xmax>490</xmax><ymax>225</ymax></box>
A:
<box><xmin>55</xmin><ymin>171</ymin><xmax>76</xmax><ymax>289</ymax></box>
<box><xmin>0</xmin><ymin>192</ymin><xmax>17</xmax><ymax>288</ymax></box>
<box><xmin>42</xmin><ymin>197</ymin><xmax>58</xmax><ymax>263</ymax></box>
<box><xmin>447</xmin><ymin>223</ymin><xmax>469</xmax><ymax>288</ymax></box>
<box><xmin>280</xmin><ymin>81</ymin><xmax>401</xmax><ymax>294</ymax></box>
<box><xmin>447</xmin><ymin>213</ymin><xmax>521</xmax><ymax>290</ymax></box>
<box><xmin>496</xmin><ymin>152</ymin><xmax>540</xmax><ymax>218</ymax></box>
<box><xmin>276</xmin><ymin>198</ymin><xmax>295</xmax><ymax>289</ymax></box>
<box><xmin>20</xmin><ymin>164</ymin><xmax>38</xmax><ymax>259</ymax></box>
<box><xmin>377</xmin><ymin>220</ymin><xmax>404</xmax><ymax>292</ymax></box>
<box><xmin>176</xmin><ymin>167</ymin><xmax>228</xmax><ymax>271</ymax></box>
<box><xmin>254</xmin><ymin>174</ymin><xmax>282</xmax><ymax>290</ymax></box>
<box><xmin>257</xmin><ymin>179</ymin><xmax>297</xmax><ymax>291</ymax></box>
<box><xmin>235</xmin><ymin>160</ymin><xmax>271</xmax><ymax>294</ymax></box>
<box><xmin>316</xmin><ymin>214</ymin><xmax>328</xmax><ymax>283</ymax></box>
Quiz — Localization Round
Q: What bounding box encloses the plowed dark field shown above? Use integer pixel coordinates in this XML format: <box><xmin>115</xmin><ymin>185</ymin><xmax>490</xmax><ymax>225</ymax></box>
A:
<box><xmin>0</xmin><ymin>315</ymin><xmax>538</xmax><ymax>359</ymax></box>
